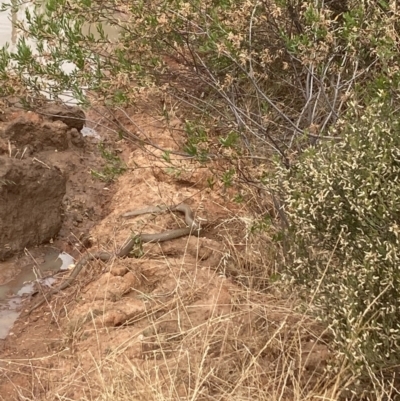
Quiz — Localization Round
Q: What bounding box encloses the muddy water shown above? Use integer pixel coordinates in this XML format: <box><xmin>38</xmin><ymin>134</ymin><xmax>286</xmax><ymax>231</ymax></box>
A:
<box><xmin>0</xmin><ymin>248</ymin><xmax>74</xmax><ymax>339</ymax></box>
<box><xmin>0</xmin><ymin>249</ymin><xmax>74</xmax><ymax>300</ymax></box>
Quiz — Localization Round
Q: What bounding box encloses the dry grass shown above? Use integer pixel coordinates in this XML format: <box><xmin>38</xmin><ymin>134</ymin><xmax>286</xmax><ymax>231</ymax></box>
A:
<box><xmin>0</xmin><ymin>204</ymin><xmax>348</xmax><ymax>401</ymax></box>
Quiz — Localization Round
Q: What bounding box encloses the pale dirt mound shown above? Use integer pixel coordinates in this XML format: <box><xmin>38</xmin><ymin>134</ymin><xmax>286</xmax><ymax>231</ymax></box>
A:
<box><xmin>0</xmin><ymin>104</ymin><xmax>331</xmax><ymax>400</ymax></box>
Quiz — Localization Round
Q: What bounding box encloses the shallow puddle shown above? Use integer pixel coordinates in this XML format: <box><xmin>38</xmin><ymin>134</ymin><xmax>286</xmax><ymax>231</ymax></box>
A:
<box><xmin>0</xmin><ymin>247</ymin><xmax>74</xmax><ymax>339</ymax></box>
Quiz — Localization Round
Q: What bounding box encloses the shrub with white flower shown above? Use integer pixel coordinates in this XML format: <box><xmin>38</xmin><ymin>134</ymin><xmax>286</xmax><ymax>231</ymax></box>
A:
<box><xmin>276</xmin><ymin>100</ymin><xmax>400</xmax><ymax>379</ymax></box>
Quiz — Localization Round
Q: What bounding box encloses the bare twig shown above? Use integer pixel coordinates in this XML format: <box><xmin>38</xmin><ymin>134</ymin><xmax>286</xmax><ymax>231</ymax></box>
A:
<box><xmin>32</xmin><ymin>157</ymin><xmax>51</xmax><ymax>169</ymax></box>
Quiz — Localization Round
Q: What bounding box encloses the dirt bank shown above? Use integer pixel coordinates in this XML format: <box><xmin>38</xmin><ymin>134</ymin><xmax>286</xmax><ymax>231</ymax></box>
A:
<box><xmin>0</xmin><ymin>105</ymin><xmax>114</xmax><ymax>261</ymax></box>
<box><xmin>0</xmin><ymin>102</ymin><xmax>330</xmax><ymax>401</ymax></box>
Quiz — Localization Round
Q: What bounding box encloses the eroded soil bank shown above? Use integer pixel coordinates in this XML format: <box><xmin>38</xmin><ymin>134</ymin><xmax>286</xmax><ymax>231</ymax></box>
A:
<box><xmin>0</xmin><ymin>104</ymin><xmax>112</xmax><ymax>260</ymax></box>
<box><xmin>0</xmin><ymin>103</ymin><xmax>329</xmax><ymax>400</ymax></box>
<box><xmin>0</xmin><ymin>103</ymin><xmax>116</xmax><ymax>339</ymax></box>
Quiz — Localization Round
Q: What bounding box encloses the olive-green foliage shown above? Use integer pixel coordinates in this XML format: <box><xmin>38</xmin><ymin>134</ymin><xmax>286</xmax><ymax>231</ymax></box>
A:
<box><xmin>91</xmin><ymin>142</ymin><xmax>127</xmax><ymax>182</ymax></box>
<box><xmin>276</xmin><ymin>99</ymin><xmax>400</xmax><ymax>379</ymax></box>
<box><xmin>2</xmin><ymin>0</ymin><xmax>399</xmax><ymax>157</ymax></box>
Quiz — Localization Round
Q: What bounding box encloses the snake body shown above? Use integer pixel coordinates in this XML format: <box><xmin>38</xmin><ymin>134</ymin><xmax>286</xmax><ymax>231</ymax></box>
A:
<box><xmin>25</xmin><ymin>203</ymin><xmax>199</xmax><ymax>315</ymax></box>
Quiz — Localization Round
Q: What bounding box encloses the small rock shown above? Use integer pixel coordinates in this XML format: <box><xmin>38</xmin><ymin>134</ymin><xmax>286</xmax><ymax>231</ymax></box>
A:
<box><xmin>37</xmin><ymin>104</ymin><xmax>86</xmax><ymax>131</ymax></box>
<box><xmin>74</xmin><ymin>213</ymin><xmax>83</xmax><ymax>223</ymax></box>
<box><xmin>68</xmin><ymin>128</ymin><xmax>85</xmax><ymax>148</ymax></box>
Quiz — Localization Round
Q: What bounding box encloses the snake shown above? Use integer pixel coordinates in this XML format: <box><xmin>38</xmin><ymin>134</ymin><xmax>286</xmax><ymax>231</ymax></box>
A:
<box><xmin>25</xmin><ymin>203</ymin><xmax>200</xmax><ymax>315</ymax></box>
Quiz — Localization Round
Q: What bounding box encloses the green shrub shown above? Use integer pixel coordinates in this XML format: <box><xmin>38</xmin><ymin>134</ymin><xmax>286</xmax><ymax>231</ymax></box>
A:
<box><xmin>2</xmin><ymin>0</ymin><xmax>399</xmax><ymax>158</ymax></box>
<box><xmin>276</xmin><ymin>99</ymin><xmax>400</xmax><ymax>382</ymax></box>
